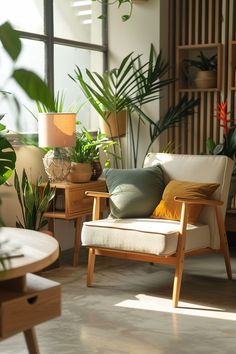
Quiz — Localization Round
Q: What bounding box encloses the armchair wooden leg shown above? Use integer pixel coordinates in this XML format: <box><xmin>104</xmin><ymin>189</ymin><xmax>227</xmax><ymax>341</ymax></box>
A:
<box><xmin>87</xmin><ymin>248</ymin><xmax>96</xmax><ymax>287</ymax></box>
<box><xmin>172</xmin><ymin>202</ymin><xmax>188</xmax><ymax>307</ymax></box>
<box><xmin>215</xmin><ymin>206</ymin><xmax>232</xmax><ymax>280</ymax></box>
<box><xmin>172</xmin><ymin>254</ymin><xmax>185</xmax><ymax>308</ymax></box>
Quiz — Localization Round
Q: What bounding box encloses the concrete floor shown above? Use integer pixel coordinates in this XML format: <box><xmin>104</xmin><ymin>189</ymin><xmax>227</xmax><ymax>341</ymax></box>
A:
<box><xmin>1</xmin><ymin>248</ymin><xmax>236</xmax><ymax>354</ymax></box>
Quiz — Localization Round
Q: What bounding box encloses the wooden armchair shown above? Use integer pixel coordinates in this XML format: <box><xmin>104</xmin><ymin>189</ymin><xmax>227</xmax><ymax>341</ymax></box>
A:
<box><xmin>81</xmin><ymin>153</ymin><xmax>234</xmax><ymax>307</ymax></box>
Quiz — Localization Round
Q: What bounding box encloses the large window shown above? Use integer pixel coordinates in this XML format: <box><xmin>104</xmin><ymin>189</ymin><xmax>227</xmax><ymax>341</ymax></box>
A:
<box><xmin>0</xmin><ymin>0</ymin><xmax>107</xmax><ymax>133</ymax></box>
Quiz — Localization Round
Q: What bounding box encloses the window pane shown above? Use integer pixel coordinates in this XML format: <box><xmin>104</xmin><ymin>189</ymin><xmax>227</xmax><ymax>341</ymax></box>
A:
<box><xmin>54</xmin><ymin>0</ymin><xmax>103</xmax><ymax>45</ymax></box>
<box><xmin>0</xmin><ymin>0</ymin><xmax>44</xmax><ymax>34</ymax></box>
<box><xmin>0</xmin><ymin>39</ymin><xmax>45</xmax><ymax>133</ymax></box>
<box><xmin>54</xmin><ymin>44</ymin><xmax>103</xmax><ymax>130</ymax></box>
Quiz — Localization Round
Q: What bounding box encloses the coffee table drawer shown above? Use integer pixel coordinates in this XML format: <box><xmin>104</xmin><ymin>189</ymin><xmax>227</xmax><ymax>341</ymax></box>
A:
<box><xmin>0</xmin><ymin>274</ymin><xmax>61</xmax><ymax>338</ymax></box>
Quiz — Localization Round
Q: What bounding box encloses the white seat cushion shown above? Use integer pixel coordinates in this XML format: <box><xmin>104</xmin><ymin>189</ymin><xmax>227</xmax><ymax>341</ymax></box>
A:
<box><xmin>82</xmin><ymin>218</ymin><xmax>211</xmax><ymax>256</ymax></box>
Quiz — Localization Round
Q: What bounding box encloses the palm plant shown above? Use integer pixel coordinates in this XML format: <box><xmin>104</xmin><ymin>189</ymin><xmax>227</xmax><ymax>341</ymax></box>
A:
<box><xmin>71</xmin><ymin>45</ymin><xmax>175</xmax><ymax>167</ymax></box>
<box><xmin>14</xmin><ymin>169</ymin><xmax>56</xmax><ymax>231</ymax></box>
<box><xmin>72</xmin><ymin>44</ymin><xmax>199</xmax><ymax>167</ymax></box>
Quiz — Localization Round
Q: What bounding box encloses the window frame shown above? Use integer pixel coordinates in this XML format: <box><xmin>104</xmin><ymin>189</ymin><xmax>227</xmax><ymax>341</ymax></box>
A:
<box><xmin>15</xmin><ymin>0</ymin><xmax>108</xmax><ymax>93</ymax></box>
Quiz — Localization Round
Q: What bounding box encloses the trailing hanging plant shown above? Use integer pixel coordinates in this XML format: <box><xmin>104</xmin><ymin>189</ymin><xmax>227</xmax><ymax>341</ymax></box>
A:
<box><xmin>93</xmin><ymin>0</ymin><xmax>134</xmax><ymax>22</ymax></box>
<box><xmin>14</xmin><ymin>169</ymin><xmax>56</xmax><ymax>231</ymax></box>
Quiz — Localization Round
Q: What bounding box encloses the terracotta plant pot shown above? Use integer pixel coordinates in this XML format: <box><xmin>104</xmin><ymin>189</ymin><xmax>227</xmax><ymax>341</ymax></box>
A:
<box><xmin>67</xmin><ymin>162</ymin><xmax>92</xmax><ymax>183</ymax></box>
<box><xmin>100</xmin><ymin>111</ymin><xmax>126</xmax><ymax>138</ymax></box>
<box><xmin>194</xmin><ymin>71</ymin><xmax>217</xmax><ymax>89</ymax></box>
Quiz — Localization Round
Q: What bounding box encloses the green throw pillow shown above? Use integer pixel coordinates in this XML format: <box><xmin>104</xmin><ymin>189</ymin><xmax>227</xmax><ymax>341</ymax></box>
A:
<box><xmin>104</xmin><ymin>165</ymin><xmax>165</xmax><ymax>219</ymax></box>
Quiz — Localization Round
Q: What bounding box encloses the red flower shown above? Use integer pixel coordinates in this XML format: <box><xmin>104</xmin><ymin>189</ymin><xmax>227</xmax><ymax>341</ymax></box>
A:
<box><xmin>214</xmin><ymin>100</ymin><xmax>236</xmax><ymax>135</ymax></box>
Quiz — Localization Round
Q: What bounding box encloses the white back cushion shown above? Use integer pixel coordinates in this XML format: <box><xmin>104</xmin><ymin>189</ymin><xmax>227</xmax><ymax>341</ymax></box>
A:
<box><xmin>144</xmin><ymin>153</ymin><xmax>234</xmax><ymax>249</ymax></box>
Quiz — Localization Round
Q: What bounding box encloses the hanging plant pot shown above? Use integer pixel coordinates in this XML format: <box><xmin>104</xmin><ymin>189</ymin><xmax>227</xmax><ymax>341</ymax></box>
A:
<box><xmin>100</xmin><ymin>111</ymin><xmax>126</xmax><ymax>138</ymax></box>
<box><xmin>67</xmin><ymin>162</ymin><xmax>92</xmax><ymax>183</ymax></box>
<box><xmin>194</xmin><ymin>71</ymin><xmax>217</xmax><ymax>89</ymax></box>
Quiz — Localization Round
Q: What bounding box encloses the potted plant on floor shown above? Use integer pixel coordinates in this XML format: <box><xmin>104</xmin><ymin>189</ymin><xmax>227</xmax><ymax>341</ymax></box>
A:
<box><xmin>14</xmin><ymin>169</ymin><xmax>56</xmax><ymax>231</ymax></box>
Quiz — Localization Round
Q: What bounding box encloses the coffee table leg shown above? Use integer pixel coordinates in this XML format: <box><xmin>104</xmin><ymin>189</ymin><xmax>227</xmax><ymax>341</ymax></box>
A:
<box><xmin>24</xmin><ymin>327</ymin><xmax>40</xmax><ymax>354</ymax></box>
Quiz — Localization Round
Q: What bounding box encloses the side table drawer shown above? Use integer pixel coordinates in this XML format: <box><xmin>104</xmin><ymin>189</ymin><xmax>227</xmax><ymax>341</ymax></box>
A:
<box><xmin>67</xmin><ymin>184</ymin><xmax>107</xmax><ymax>217</ymax></box>
<box><xmin>0</xmin><ymin>274</ymin><xmax>61</xmax><ymax>339</ymax></box>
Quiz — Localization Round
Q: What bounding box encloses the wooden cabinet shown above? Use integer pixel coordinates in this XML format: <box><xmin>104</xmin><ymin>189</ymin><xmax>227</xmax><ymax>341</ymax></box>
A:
<box><xmin>41</xmin><ymin>180</ymin><xmax>108</xmax><ymax>266</ymax></box>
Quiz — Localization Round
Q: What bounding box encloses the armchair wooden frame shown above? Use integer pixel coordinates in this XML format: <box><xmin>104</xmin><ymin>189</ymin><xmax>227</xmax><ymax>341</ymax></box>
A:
<box><xmin>85</xmin><ymin>191</ymin><xmax>232</xmax><ymax>307</ymax></box>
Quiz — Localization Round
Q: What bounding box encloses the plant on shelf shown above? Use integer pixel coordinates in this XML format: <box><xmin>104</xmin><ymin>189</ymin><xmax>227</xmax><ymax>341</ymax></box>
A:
<box><xmin>183</xmin><ymin>50</ymin><xmax>217</xmax><ymax>89</ymax></box>
<box><xmin>14</xmin><ymin>169</ymin><xmax>56</xmax><ymax>230</ymax></box>
<box><xmin>71</xmin><ymin>44</ymin><xmax>199</xmax><ymax>168</ymax></box>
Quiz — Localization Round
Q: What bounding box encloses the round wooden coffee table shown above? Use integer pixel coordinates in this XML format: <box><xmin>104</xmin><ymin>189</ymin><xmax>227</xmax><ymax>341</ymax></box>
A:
<box><xmin>0</xmin><ymin>227</ymin><xmax>60</xmax><ymax>354</ymax></box>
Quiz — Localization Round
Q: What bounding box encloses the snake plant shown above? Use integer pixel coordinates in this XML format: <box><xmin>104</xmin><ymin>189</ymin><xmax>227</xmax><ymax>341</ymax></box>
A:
<box><xmin>14</xmin><ymin>169</ymin><xmax>56</xmax><ymax>231</ymax></box>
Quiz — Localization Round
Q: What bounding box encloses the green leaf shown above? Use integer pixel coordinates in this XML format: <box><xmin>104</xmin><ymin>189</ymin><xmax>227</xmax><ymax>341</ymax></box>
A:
<box><xmin>0</xmin><ymin>136</ymin><xmax>16</xmax><ymax>185</ymax></box>
<box><xmin>12</xmin><ymin>69</ymin><xmax>56</xmax><ymax>112</ymax></box>
<box><xmin>122</xmin><ymin>15</ymin><xmax>130</xmax><ymax>22</ymax></box>
<box><xmin>0</xmin><ymin>22</ymin><xmax>21</xmax><ymax>61</ymax></box>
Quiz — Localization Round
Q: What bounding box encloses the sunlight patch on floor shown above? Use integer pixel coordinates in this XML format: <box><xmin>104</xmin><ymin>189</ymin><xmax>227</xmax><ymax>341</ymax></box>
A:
<box><xmin>114</xmin><ymin>294</ymin><xmax>236</xmax><ymax>321</ymax></box>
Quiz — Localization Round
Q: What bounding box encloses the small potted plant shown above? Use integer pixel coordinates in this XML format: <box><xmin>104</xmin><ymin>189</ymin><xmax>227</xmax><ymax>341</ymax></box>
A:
<box><xmin>68</xmin><ymin>128</ymin><xmax>117</xmax><ymax>182</ymax></box>
<box><xmin>82</xmin><ymin>128</ymin><xmax>117</xmax><ymax>180</ymax></box>
<box><xmin>183</xmin><ymin>50</ymin><xmax>217</xmax><ymax>89</ymax></box>
<box><xmin>67</xmin><ymin>130</ymin><xmax>93</xmax><ymax>183</ymax></box>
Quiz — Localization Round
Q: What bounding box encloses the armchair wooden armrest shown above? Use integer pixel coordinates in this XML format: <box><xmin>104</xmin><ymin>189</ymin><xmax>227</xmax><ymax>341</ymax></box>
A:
<box><xmin>174</xmin><ymin>197</ymin><xmax>223</xmax><ymax>206</ymax></box>
<box><xmin>85</xmin><ymin>191</ymin><xmax>110</xmax><ymax>220</ymax></box>
<box><xmin>85</xmin><ymin>191</ymin><xmax>110</xmax><ymax>198</ymax></box>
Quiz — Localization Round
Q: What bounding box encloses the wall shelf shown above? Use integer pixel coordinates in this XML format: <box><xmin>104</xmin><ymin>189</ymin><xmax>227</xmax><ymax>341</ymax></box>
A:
<box><xmin>176</xmin><ymin>43</ymin><xmax>221</xmax><ymax>92</ymax></box>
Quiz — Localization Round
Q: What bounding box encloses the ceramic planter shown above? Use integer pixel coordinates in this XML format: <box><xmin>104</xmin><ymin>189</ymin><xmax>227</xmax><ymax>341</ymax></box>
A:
<box><xmin>100</xmin><ymin>111</ymin><xmax>126</xmax><ymax>138</ymax></box>
<box><xmin>67</xmin><ymin>162</ymin><xmax>92</xmax><ymax>183</ymax></box>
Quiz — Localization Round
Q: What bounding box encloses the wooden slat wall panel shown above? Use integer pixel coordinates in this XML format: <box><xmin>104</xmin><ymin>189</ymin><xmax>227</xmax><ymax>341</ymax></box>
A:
<box><xmin>168</xmin><ymin>0</ymin><xmax>229</xmax><ymax>155</ymax></box>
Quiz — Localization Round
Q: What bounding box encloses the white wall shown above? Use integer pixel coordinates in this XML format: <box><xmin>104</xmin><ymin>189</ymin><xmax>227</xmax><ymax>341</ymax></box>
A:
<box><xmin>108</xmin><ymin>0</ymin><xmax>169</xmax><ymax>167</ymax></box>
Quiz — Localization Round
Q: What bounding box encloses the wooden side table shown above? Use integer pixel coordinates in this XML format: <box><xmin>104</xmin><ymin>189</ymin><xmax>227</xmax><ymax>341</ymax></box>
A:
<box><xmin>41</xmin><ymin>179</ymin><xmax>107</xmax><ymax>266</ymax></box>
<box><xmin>0</xmin><ymin>227</ymin><xmax>60</xmax><ymax>354</ymax></box>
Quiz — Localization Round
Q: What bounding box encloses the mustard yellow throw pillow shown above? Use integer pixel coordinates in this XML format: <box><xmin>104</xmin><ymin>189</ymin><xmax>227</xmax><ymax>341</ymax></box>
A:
<box><xmin>152</xmin><ymin>180</ymin><xmax>219</xmax><ymax>223</ymax></box>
